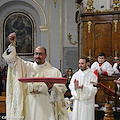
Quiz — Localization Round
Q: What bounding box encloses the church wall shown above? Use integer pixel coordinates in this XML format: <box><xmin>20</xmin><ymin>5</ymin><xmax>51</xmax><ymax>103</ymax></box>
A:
<box><xmin>0</xmin><ymin>0</ymin><xmax>115</xmax><ymax>73</ymax></box>
<box><xmin>0</xmin><ymin>0</ymin><xmax>78</xmax><ymax>73</ymax></box>
<box><xmin>0</xmin><ymin>0</ymin><xmax>42</xmax><ymax>66</ymax></box>
<box><xmin>62</xmin><ymin>0</ymin><xmax>78</xmax><ymax>73</ymax></box>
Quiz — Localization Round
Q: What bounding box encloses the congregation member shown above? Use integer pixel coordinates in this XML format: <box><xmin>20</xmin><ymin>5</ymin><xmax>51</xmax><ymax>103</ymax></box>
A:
<box><xmin>69</xmin><ymin>57</ymin><xmax>98</xmax><ymax>120</ymax></box>
<box><xmin>65</xmin><ymin>68</ymin><xmax>73</xmax><ymax>92</ymax></box>
<box><xmin>114</xmin><ymin>78</ymin><xmax>120</xmax><ymax>85</ymax></box>
<box><xmin>64</xmin><ymin>68</ymin><xmax>73</xmax><ymax>98</ymax></box>
<box><xmin>63</xmin><ymin>69</ymin><xmax>68</xmax><ymax>78</ymax></box>
<box><xmin>114</xmin><ymin>78</ymin><xmax>120</xmax><ymax>99</ymax></box>
<box><xmin>0</xmin><ymin>66</ymin><xmax>3</xmax><ymax>96</ymax></box>
<box><xmin>91</xmin><ymin>52</ymin><xmax>114</xmax><ymax>77</ymax></box>
<box><xmin>2</xmin><ymin>32</ymin><xmax>68</xmax><ymax>120</ymax></box>
<box><xmin>113</xmin><ymin>59</ymin><xmax>120</xmax><ymax>74</ymax></box>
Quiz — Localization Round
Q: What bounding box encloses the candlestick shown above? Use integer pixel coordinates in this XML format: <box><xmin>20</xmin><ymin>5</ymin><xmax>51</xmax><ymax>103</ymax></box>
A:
<box><xmin>114</xmin><ymin>50</ymin><xmax>118</xmax><ymax>60</ymax></box>
<box><xmin>115</xmin><ymin>50</ymin><xmax>117</xmax><ymax>58</ymax></box>
<box><xmin>87</xmin><ymin>49</ymin><xmax>93</xmax><ymax>60</ymax></box>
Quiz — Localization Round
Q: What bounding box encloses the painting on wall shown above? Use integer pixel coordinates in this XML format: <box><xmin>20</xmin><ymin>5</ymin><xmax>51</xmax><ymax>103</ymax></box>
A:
<box><xmin>3</xmin><ymin>11</ymin><xmax>35</xmax><ymax>56</ymax></box>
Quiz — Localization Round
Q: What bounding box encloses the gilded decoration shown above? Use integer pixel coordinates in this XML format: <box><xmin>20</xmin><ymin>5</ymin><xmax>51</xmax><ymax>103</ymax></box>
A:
<box><xmin>87</xmin><ymin>49</ymin><xmax>93</xmax><ymax>60</ymax></box>
<box><xmin>75</xmin><ymin>0</ymin><xmax>84</xmax><ymax>24</ymax></box>
<box><xmin>114</xmin><ymin>50</ymin><xmax>118</xmax><ymax>60</ymax></box>
<box><xmin>32</xmin><ymin>0</ymin><xmax>48</xmax><ymax>31</ymax></box>
<box><xmin>67</xmin><ymin>33</ymin><xmax>78</xmax><ymax>45</ymax></box>
<box><xmin>113</xmin><ymin>20</ymin><xmax>118</xmax><ymax>32</ymax></box>
<box><xmin>60</xmin><ymin>0</ymin><xmax>62</xmax><ymax>69</ymax></box>
<box><xmin>39</xmin><ymin>0</ymin><xmax>46</xmax><ymax>6</ymax></box>
<box><xmin>87</xmin><ymin>21</ymin><xmax>92</xmax><ymax>33</ymax></box>
<box><xmin>74</xmin><ymin>0</ymin><xmax>120</xmax><ymax>13</ymax></box>
<box><xmin>86</xmin><ymin>0</ymin><xmax>95</xmax><ymax>12</ymax></box>
<box><xmin>113</xmin><ymin>0</ymin><xmax>119</xmax><ymax>6</ymax></box>
<box><xmin>75</xmin><ymin>3</ymin><xmax>82</xmax><ymax>25</ymax></box>
<box><xmin>113</xmin><ymin>0</ymin><xmax>120</xmax><ymax>11</ymax></box>
<box><xmin>54</xmin><ymin>0</ymin><xmax>57</xmax><ymax>8</ymax></box>
<box><xmin>49</xmin><ymin>0</ymin><xmax>51</xmax><ymax>63</ymax></box>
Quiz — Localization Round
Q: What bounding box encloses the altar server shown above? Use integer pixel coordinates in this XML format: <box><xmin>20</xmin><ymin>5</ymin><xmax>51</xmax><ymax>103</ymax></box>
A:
<box><xmin>69</xmin><ymin>57</ymin><xmax>97</xmax><ymax>120</ymax></box>
<box><xmin>91</xmin><ymin>52</ymin><xmax>114</xmax><ymax>77</ymax></box>
<box><xmin>113</xmin><ymin>59</ymin><xmax>120</xmax><ymax>74</ymax></box>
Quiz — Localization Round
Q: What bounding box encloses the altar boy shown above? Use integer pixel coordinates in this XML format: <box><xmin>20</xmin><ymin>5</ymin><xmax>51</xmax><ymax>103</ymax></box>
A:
<box><xmin>91</xmin><ymin>52</ymin><xmax>114</xmax><ymax>77</ymax></box>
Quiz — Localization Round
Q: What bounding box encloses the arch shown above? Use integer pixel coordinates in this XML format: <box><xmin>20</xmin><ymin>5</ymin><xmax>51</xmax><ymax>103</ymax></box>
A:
<box><xmin>2</xmin><ymin>10</ymin><xmax>35</xmax><ymax>56</ymax></box>
<box><xmin>0</xmin><ymin>0</ymin><xmax>48</xmax><ymax>29</ymax></box>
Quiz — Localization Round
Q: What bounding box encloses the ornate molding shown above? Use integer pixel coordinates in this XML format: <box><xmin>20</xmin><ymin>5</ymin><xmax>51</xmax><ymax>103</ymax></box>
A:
<box><xmin>49</xmin><ymin>0</ymin><xmax>51</xmax><ymax>63</ymax></box>
<box><xmin>60</xmin><ymin>0</ymin><xmax>62</xmax><ymax>69</ymax></box>
<box><xmin>113</xmin><ymin>0</ymin><xmax>119</xmax><ymax>6</ymax></box>
<box><xmin>112</xmin><ymin>0</ymin><xmax>120</xmax><ymax>11</ymax></box>
<box><xmin>32</xmin><ymin>0</ymin><xmax>48</xmax><ymax>31</ymax></box>
<box><xmin>87</xmin><ymin>49</ymin><xmax>93</xmax><ymax>60</ymax></box>
<box><xmin>39</xmin><ymin>0</ymin><xmax>46</xmax><ymax>6</ymax></box>
<box><xmin>67</xmin><ymin>33</ymin><xmax>78</xmax><ymax>45</ymax></box>
<box><xmin>113</xmin><ymin>20</ymin><xmax>118</xmax><ymax>32</ymax></box>
<box><xmin>54</xmin><ymin>0</ymin><xmax>57</xmax><ymax>8</ymax></box>
<box><xmin>114</xmin><ymin>50</ymin><xmax>118</xmax><ymax>60</ymax></box>
<box><xmin>86</xmin><ymin>0</ymin><xmax>95</xmax><ymax>12</ymax></box>
<box><xmin>39</xmin><ymin>25</ymin><xmax>48</xmax><ymax>31</ymax></box>
<box><xmin>87</xmin><ymin>21</ymin><xmax>92</xmax><ymax>33</ymax></box>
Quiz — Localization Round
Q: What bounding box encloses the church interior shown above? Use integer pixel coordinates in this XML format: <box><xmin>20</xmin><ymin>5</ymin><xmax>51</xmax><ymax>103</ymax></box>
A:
<box><xmin>0</xmin><ymin>0</ymin><xmax>120</xmax><ymax>120</ymax></box>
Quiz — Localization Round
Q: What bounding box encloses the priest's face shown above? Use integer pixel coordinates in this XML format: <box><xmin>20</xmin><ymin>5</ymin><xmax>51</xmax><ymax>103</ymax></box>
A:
<box><xmin>78</xmin><ymin>59</ymin><xmax>88</xmax><ymax>71</ymax></box>
<box><xmin>34</xmin><ymin>46</ymin><xmax>47</xmax><ymax>65</ymax></box>
<box><xmin>98</xmin><ymin>56</ymin><xmax>105</xmax><ymax>64</ymax></box>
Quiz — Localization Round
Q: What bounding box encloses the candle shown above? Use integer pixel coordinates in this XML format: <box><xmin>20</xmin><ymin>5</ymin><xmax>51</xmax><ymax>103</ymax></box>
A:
<box><xmin>88</xmin><ymin>49</ymin><xmax>90</xmax><ymax>57</ymax></box>
<box><xmin>115</xmin><ymin>50</ymin><xmax>117</xmax><ymax>57</ymax></box>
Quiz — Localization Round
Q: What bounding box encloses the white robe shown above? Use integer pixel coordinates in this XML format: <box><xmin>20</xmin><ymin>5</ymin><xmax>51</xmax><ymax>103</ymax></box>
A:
<box><xmin>113</xmin><ymin>63</ymin><xmax>120</xmax><ymax>91</ymax></box>
<box><xmin>113</xmin><ymin>63</ymin><xmax>120</xmax><ymax>74</ymax></box>
<box><xmin>91</xmin><ymin>61</ymin><xmax>114</xmax><ymax>76</ymax></box>
<box><xmin>2</xmin><ymin>46</ymin><xmax>68</xmax><ymax>120</ymax></box>
<box><xmin>69</xmin><ymin>68</ymin><xmax>97</xmax><ymax>120</ymax></box>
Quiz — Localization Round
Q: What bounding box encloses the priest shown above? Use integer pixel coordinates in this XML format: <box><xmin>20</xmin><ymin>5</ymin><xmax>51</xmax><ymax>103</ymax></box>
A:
<box><xmin>69</xmin><ymin>57</ymin><xmax>97</xmax><ymax>120</ymax></box>
<box><xmin>2</xmin><ymin>32</ymin><xmax>68</xmax><ymax>120</ymax></box>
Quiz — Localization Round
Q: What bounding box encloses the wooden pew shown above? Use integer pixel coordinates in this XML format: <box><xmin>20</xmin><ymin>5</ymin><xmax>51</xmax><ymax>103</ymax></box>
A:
<box><xmin>0</xmin><ymin>93</ymin><xmax>6</xmax><ymax>113</ymax></box>
<box><xmin>1</xmin><ymin>92</ymin><xmax>6</xmax><ymax>96</ymax></box>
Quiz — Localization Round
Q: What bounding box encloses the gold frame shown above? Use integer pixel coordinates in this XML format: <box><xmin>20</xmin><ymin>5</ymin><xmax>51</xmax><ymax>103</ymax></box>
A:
<box><xmin>2</xmin><ymin>10</ymin><xmax>35</xmax><ymax>56</ymax></box>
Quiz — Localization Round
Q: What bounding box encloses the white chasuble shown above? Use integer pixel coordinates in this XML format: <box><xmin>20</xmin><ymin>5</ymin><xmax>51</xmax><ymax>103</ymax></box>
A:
<box><xmin>69</xmin><ymin>68</ymin><xmax>98</xmax><ymax>120</ymax></box>
<box><xmin>2</xmin><ymin>46</ymin><xmax>68</xmax><ymax>120</ymax></box>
